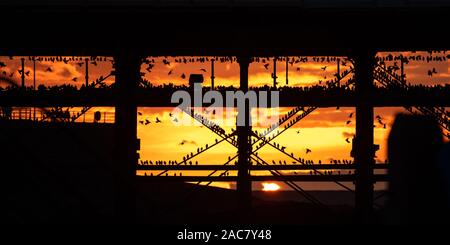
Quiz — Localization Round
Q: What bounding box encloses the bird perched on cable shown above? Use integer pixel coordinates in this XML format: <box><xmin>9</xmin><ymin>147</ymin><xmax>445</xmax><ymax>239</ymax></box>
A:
<box><xmin>264</xmin><ymin>63</ymin><xmax>269</xmax><ymax>70</ymax></box>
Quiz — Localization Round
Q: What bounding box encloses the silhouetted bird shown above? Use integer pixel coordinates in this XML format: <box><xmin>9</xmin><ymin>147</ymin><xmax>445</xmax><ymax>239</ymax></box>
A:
<box><xmin>346</xmin><ymin>138</ymin><xmax>351</xmax><ymax>143</ymax></box>
<box><xmin>200</xmin><ymin>68</ymin><xmax>207</xmax><ymax>72</ymax></box>
<box><xmin>296</xmin><ymin>130</ymin><xmax>300</xmax><ymax>134</ymax></box>
<box><xmin>173</xmin><ymin>118</ymin><xmax>178</xmax><ymax>123</ymax></box>
<box><xmin>0</xmin><ymin>62</ymin><xmax>6</xmax><ymax>68</ymax></box>
<box><xmin>72</xmin><ymin>77</ymin><xmax>78</xmax><ymax>82</ymax></box>
<box><xmin>181</xmin><ymin>73</ymin><xmax>186</xmax><ymax>79</ymax></box>
<box><xmin>91</xmin><ymin>61</ymin><xmax>98</xmax><ymax>66</ymax></box>
<box><xmin>349</xmin><ymin>112</ymin><xmax>353</xmax><ymax>118</ymax></box>
<box><xmin>427</xmin><ymin>68</ymin><xmax>437</xmax><ymax>77</ymax></box>
<box><xmin>263</xmin><ymin>64</ymin><xmax>269</xmax><ymax>70</ymax></box>
<box><xmin>76</xmin><ymin>62</ymin><xmax>84</xmax><ymax>67</ymax></box>
<box><xmin>139</xmin><ymin>120</ymin><xmax>144</xmax><ymax>124</ymax></box>
<box><xmin>45</xmin><ymin>67</ymin><xmax>53</xmax><ymax>72</ymax></box>
<box><xmin>281</xmin><ymin>146</ymin><xmax>286</xmax><ymax>151</ymax></box>
<box><xmin>296</xmin><ymin>67</ymin><xmax>300</xmax><ymax>71</ymax></box>
<box><xmin>306</xmin><ymin>148</ymin><xmax>312</xmax><ymax>154</ymax></box>
<box><xmin>138</xmin><ymin>112</ymin><xmax>142</xmax><ymax>116</ymax></box>
<box><xmin>1</xmin><ymin>71</ymin><xmax>6</xmax><ymax>76</ymax></box>
<box><xmin>346</xmin><ymin>120</ymin><xmax>351</xmax><ymax>125</ymax></box>
<box><xmin>145</xmin><ymin>119</ymin><xmax>151</xmax><ymax>125</ymax></box>
<box><xmin>168</xmin><ymin>70</ymin><xmax>173</xmax><ymax>75</ymax></box>
<box><xmin>155</xmin><ymin>117</ymin><xmax>162</xmax><ymax>123</ymax></box>
<box><xmin>25</xmin><ymin>71</ymin><xmax>30</xmax><ymax>76</ymax></box>
<box><xmin>321</xmin><ymin>66</ymin><xmax>327</xmax><ymax>71</ymax></box>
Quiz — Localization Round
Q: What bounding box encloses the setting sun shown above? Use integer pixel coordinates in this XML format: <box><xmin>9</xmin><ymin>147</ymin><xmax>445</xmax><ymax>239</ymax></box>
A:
<box><xmin>262</xmin><ymin>182</ymin><xmax>281</xmax><ymax>192</ymax></box>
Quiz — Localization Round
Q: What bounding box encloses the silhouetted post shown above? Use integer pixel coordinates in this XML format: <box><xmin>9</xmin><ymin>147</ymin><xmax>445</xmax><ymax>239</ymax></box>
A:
<box><xmin>337</xmin><ymin>58</ymin><xmax>341</xmax><ymax>82</ymax></box>
<box><xmin>33</xmin><ymin>57</ymin><xmax>36</xmax><ymax>121</ymax></box>
<box><xmin>273</xmin><ymin>57</ymin><xmax>277</xmax><ymax>88</ymax></box>
<box><xmin>211</xmin><ymin>59</ymin><xmax>215</xmax><ymax>90</ymax></box>
<box><xmin>285</xmin><ymin>57</ymin><xmax>288</xmax><ymax>85</ymax></box>
<box><xmin>353</xmin><ymin>50</ymin><xmax>376</xmax><ymax>223</ymax></box>
<box><xmin>400</xmin><ymin>56</ymin><xmax>405</xmax><ymax>83</ymax></box>
<box><xmin>85</xmin><ymin>58</ymin><xmax>89</xmax><ymax>88</ymax></box>
<box><xmin>113</xmin><ymin>51</ymin><xmax>141</xmax><ymax>223</ymax></box>
<box><xmin>21</xmin><ymin>58</ymin><xmax>25</xmax><ymax>88</ymax></box>
<box><xmin>237</xmin><ymin>56</ymin><xmax>252</xmax><ymax>213</ymax></box>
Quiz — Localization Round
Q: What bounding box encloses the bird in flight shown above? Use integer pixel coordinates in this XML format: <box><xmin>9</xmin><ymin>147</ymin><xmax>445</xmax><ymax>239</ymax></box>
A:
<box><xmin>296</xmin><ymin>130</ymin><xmax>300</xmax><ymax>134</ymax></box>
<box><xmin>349</xmin><ymin>112</ymin><xmax>353</xmax><ymax>118</ymax></box>
<box><xmin>296</xmin><ymin>67</ymin><xmax>300</xmax><ymax>71</ymax></box>
<box><xmin>306</xmin><ymin>148</ymin><xmax>312</xmax><ymax>154</ymax></box>
<box><xmin>145</xmin><ymin>119</ymin><xmax>151</xmax><ymax>125</ymax></box>
<box><xmin>0</xmin><ymin>62</ymin><xmax>6</xmax><ymax>68</ymax></box>
<box><xmin>169</xmin><ymin>113</ymin><xmax>173</xmax><ymax>117</ymax></box>
<box><xmin>200</xmin><ymin>68</ymin><xmax>207</xmax><ymax>72</ymax></box>
<box><xmin>25</xmin><ymin>71</ymin><xmax>30</xmax><ymax>77</ymax></box>
<box><xmin>264</xmin><ymin>64</ymin><xmax>269</xmax><ymax>70</ymax></box>
<box><xmin>168</xmin><ymin>70</ymin><xmax>173</xmax><ymax>75</ymax></box>
<box><xmin>321</xmin><ymin>66</ymin><xmax>327</xmax><ymax>71</ymax></box>
<box><xmin>181</xmin><ymin>73</ymin><xmax>186</xmax><ymax>79</ymax></box>
<box><xmin>45</xmin><ymin>67</ymin><xmax>53</xmax><ymax>72</ymax></box>
<box><xmin>427</xmin><ymin>68</ymin><xmax>438</xmax><ymax>77</ymax></box>
<box><xmin>139</xmin><ymin>120</ymin><xmax>144</xmax><ymax>125</ymax></box>
<box><xmin>345</xmin><ymin>138</ymin><xmax>350</xmax><ymax>143</ymax></box>
<box><xmin>138</xmin><ymin>112</ymin><xmax>142</xmax><ymax>116</ymax></box>
<box><xmin>72</xmin><ymin>77</ymin><xmax>78</xmax><ymax>82</ymax></box>
<box><xmin>346</xmin><ymin>120</ymin><xmax>351</xmax><ymax>125</ymax></box>
<box><xmin>155</xmin><ymin>117</ymin><xmax>162</xmax><ymax>123</ymax></box>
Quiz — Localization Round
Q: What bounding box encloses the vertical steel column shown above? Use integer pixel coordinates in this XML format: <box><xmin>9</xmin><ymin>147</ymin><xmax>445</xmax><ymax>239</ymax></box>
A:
<box><xmin>236</xmin><ymin>56</ymin><xmax>252</xmax><ymax>212</ymax></box>
<box><xmin>113</xmin><ymin>51</ymin><xmax>141</xmax><ymax>223</ymax></box>
<box><xmin>353</xmin><ymin>50</ymin><xmax>376</xmax><ymax>223</ymax></box>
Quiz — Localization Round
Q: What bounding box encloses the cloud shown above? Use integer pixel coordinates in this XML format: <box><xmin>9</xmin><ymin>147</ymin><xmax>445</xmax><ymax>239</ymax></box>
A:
<box><xmin>342</xmin><ymin>131</ymin><xmax>355</xmax><ymax>138</ymax></box>
<box><xmin>57</xmin><ymin>67</ymin><xmax>74</xmax><ymax>78</ymax></box>
<box><xmin>179</xmin><ymin>139</ymin><xmax>197</xmax><ymax>146</ymax></box>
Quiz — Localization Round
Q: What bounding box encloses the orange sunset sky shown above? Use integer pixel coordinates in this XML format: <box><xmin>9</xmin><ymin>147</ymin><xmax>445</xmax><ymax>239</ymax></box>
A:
<box><xmin>1</xmin><ymin>52</ymin><xmax>448</xmax><ymax>190</ymax></box>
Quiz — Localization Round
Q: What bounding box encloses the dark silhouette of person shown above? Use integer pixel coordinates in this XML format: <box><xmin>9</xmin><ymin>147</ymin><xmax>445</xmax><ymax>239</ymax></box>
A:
<box><xmin>386</xmin><ymin>114</ymin><xmax>448</xmax><ymax>224</ymax></box>
<box><xmin>438</xmin><ymin>142</ymin><xmax>450</xmax><ymax>205</ymax></box>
